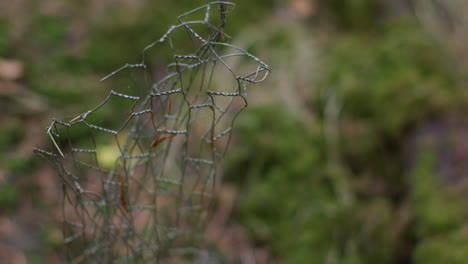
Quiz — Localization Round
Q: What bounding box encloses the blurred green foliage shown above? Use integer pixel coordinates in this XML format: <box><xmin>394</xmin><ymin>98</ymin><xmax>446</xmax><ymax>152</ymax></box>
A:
<box><xmin>0</xmin><ymin>20</ymin><xmax>11</xmax><ymax>56</ymax></box>
<box><xmin>226</xmin><ymin>18</ymin><xmax>468</xmax><ymax>263</ymax></box>
<box><xmin>7</xmin><ymin>155</ymin><xmax>39</xmax><ymax>174</ymax></box>
<box><xmin>413</xmin><ymin>228</ymin><xmax>468</xmax><ymax>264</ymax></box>
<box><xmin>320</xmin><ymin>0</ymin><xmax>380</xmax><ymax>31</ymax></box>
<box><xmin>319</xmin><ymin>24</ymin><xmax>456</xmax><ymax>138</ymax></box>
<box><xmin>33</xmin><ymin>15</ymin><xmax>69</xmax><ymax>50</ymax></box>
<box><xmin>0</xmin><ymin>184</ymin><xmax>19</xmax><ymax>210</ymax></box>
<box><xmin>0</xmin><ymin>124</ymin><xmax>22</xmax><ymax>152</ymax></box>
<box><xmin>227</xmin><ymin>106</ymin><xmax>399</xmax><ymax>263</ymax></box>
<box><xmin>410</xmin><ymin>149</ymin><xmax>465</xmax><ymax>238</ymax></box>
<box><xmin>409</xmin><ymin>148</ymin><xmax>468</xmax><ymax>264</ymax></box>
<box><xmin>3</xmin><ymin>0</ymin><xmax>468</xmax><ymax>262</ymax></box>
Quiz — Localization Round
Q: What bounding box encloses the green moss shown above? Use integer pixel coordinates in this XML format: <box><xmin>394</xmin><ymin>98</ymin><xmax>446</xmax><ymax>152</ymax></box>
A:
<box><xmin>226</xmin><ymin>106</ymin><xmax>399</xmax><ymax>263</ymax></box>
<box><xmin>7</xmin><ymin>155</ymin><xmax>39</xmax><ymax>174</ymax></box>
<box><xmin>317</xmin><ymin>25</ymin><xmax>455</xmax><ymax>139</ymax></box>
<box><xmin>226</xmin><ymin>19</ymin><xmax>467</xmax><ymax>263</ymax></box>
<box><xmin>413</xmin><ymin>227</ymin><xmax>468</xmax><ymax>264</ymax></box>
<box><xmin>320</xmin><ymin>0</ymin><xmax>381</xmax><ymax>31</ymax></box>
<box><xmin>0</xmin><ymin>184</ymin><xmax>18</xmax><ymax>209</ymax></box>
<box><xmin>404</xmin><ymin>125</ymin><xmax>468</xmax><ymax>264</ymax></box>
<box><xmin>410</xmin><ymin>148</ymin><xmax>466</xmax><ymax>237</ymax></box>
<box><xmin>0</xmin><ymin>124</ymin><xmax>22</xmax><ymax>151</ymax></box>
<box><xmin>32</xmin><ymin>15</ymin><xmax>69</xmax><ymax>48</ymax></box>
<box><xmin>227</xmin><ymin>0</ymin><xmax>274</xmax><ymax>34</ymax></box>
<box><xmin>27</xmin><ymin>254</ymin><xmax>45</xmax><ymax>264</ymax></box>
<box><xmin>0</xmin><ymin>20</ymin><xmax>11</xmax><ymax>56</ymax></box>
<box><xmin>309</xmin><ymin>23</ymin><xmax>460</xmax><ymax>191</ymax></box>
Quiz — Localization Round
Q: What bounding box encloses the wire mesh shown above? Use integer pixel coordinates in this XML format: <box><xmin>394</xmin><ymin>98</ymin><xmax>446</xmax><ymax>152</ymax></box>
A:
<box><xmin>34</xmin><ymin>2</ymin><xmax>269</xmax><ymax>263</ymax></box>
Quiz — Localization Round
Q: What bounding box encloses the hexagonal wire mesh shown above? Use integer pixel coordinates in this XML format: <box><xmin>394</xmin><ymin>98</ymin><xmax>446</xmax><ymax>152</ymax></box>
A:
<box><xmin>34</xmin><ymin>2</ymin><xmax>269</xmax><ymax>263</ymax></box>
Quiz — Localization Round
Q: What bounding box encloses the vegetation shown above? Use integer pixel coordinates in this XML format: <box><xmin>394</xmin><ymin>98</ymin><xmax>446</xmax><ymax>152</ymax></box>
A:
<box><xmin>1</xmin><ymin>0</ymin><xmax>468</xmax><ymax>263</ymax></box>
<box><xmin>225</xmin><ymin>7</ymin><xmax>468</xmax><ymax>264</ymax></box>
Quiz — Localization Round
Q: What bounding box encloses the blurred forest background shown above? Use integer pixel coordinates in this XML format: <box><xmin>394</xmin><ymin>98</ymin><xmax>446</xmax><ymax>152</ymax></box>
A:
<box><xmin>1</xmin><ymin>0</ymin><xmax>468</xmax><ymax>263</ymax></box>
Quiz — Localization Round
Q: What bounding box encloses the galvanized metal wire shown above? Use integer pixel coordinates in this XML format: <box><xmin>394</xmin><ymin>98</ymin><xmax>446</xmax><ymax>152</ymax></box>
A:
<box><xmin>34</xmin><ymin>2</ymin><xmax>269</xmax><ymax>263</ymax></box>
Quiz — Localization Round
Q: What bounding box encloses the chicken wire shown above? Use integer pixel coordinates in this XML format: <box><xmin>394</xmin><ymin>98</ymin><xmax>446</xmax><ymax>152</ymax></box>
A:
<box><xmin>34</xmin><ymin>2</ymin><xmax>269</xmax><ymax>263</ymax></box>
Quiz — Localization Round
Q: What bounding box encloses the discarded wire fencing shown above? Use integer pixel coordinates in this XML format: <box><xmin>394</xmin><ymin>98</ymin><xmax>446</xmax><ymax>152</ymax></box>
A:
<box><xmin>34</xmin><ymin>2</ymin><xmax>269</xmax><ymax>263</ymax></box>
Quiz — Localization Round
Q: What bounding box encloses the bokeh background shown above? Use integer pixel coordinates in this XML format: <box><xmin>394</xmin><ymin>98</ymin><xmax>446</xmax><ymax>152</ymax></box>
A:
<box><xmin>1</xmin><ymin>0</ymin><xmax>468</xmax><ymax>263</ymax></box>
